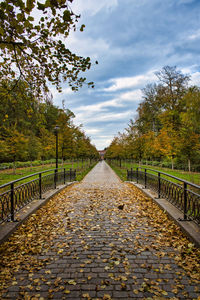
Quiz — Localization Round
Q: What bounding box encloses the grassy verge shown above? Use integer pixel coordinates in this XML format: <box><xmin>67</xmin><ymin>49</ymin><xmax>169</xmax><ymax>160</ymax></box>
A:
<box><xmin>0</xmin><ymin>161</ymin><xmax>97</xmax><ymax>186</ymax></box>
<box><xmin>110</xmin><ymin>165</ymin><xmax>127</xmax><ymax>181</ymax></box>
<box><xmin>109</xmin><ymin>162</ymin><xmax>200</xmax><ymax>185</ymax></box>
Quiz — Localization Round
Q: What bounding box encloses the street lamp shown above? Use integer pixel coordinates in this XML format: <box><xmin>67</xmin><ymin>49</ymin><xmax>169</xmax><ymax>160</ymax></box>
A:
<box><xmin>54</xmin><ymin>125</ymin><xmax>60</xmax><ymax>169</ymax></box>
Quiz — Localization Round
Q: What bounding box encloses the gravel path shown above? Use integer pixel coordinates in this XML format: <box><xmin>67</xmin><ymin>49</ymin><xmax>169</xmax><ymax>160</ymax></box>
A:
<box><xmin>1</xmin><ymin>161</ymin><xmax>199</xmax><ymax>299</ymax></box>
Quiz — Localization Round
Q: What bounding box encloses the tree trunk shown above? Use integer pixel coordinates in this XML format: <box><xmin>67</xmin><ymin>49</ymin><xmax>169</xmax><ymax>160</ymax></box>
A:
<box><xmin>188</xmin><ymin>158</ymin><xmax>191</xmax><ymax>172</ymax></box>
<box><xmin>171</xmin><ymin>158</ymin><xmax>174</xmax><ymax>170</ymax></box>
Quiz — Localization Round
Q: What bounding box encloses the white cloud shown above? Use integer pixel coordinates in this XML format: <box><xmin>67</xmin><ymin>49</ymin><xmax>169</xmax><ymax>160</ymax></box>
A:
<box><xmin>71</xmin><ymin>0</ymin><xmax>118</xmax><ymax>16</ymax></box>
<box><xmin>104</xmin><ymin>70</ymin><xmax>157</xmax><ymax>92</ymax></box>
<box><xmin>51</xmin><ymin>87</ymin><xmax>73</xmax><ymax>99</ymax></box>
<box><xmin>92</xmin><ymin>136</ymin><xmax>114</xmax><ymax>150</ymax></box>
<box><xmin>75</xmin><ymin>99</ymin><xmax>123</xmax><ymax>114</ymax></box>
<box><xmin>181</xmin><ymin>66</ymin><xmax>200</xmax><ymax>86</ymax></box>
<box><xmin>67</xmin><ymin>35</ymin><xmax>110</xmax><ymax>59</ymax></box>
<box><xmin>84</xmin><ymin>128</ymin><xmax>102</xmax><ymax>135</ymax></box>
<box><xmin>74</xmin><ymin>110</ymin><xmax>133</xmax><ymax>125</ymax></box>
<box><xmin>120</xmin><ymin>89</ymin><xmax>142</xmax><ymax>101</ymax></box>
<box><xmin>188</xmin><ymin>29</ymin><xmax>200</xmax><ymax>40</ymax></box>
<box><xmin>190</xmin><ymin>72</ymin><xmax>200</xmax><ymax>86</ymax></box>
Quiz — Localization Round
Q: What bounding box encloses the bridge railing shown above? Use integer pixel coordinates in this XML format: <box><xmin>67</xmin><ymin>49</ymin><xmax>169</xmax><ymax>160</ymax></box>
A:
<box><xmin>0</xmin><ymin>168</ymin><xmax>76</xmax><ymax>224</ymax></box>
<box><xmin>127</xmin><ymin>167</ymin><xmax>200</xmax><ymax>224</ymax></box>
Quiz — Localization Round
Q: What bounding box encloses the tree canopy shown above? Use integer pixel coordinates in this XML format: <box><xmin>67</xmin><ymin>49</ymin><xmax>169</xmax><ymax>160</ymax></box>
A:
<box><xmin>106</xmin><ymin>66</ymin><xmax>200</xmax><ymax>171</ymax></box>
<box><xmin>0</xmin><ymin>79</ymin><xmax>99</xmax><ymax>164</ymax></box>
<box><xmin>0</xmin><ymin>0</ymin><xmax>96</xmax><ymax>96</ymax></box>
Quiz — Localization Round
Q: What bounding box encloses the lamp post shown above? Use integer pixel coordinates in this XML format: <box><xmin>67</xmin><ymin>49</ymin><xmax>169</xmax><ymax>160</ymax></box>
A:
<box><xmin>54</xmin><ymin>125</ymin><xmax>60</xmax><ymax>169</ymax></box>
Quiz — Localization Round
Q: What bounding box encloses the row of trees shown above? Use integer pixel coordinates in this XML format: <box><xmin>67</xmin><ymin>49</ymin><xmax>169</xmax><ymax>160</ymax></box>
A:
<box><xmin>105</xmin><ymin>66</ymin><xmax>200</xmax><ymax>171</ymax></box>
<box><xmin>0</xmin><ymin>79</ymin><xmax>99</xmax><ymax>165</ymax></box>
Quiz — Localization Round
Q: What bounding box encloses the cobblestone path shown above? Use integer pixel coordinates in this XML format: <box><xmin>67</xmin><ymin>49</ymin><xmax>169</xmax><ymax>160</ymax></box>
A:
<box><xmin>0</xmin><ymin>161</ymin><xmax>200</xmax><ymax>299</ymax></box>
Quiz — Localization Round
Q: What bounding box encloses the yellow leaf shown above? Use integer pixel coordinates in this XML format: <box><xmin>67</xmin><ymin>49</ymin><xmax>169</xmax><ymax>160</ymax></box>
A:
<box><xmin>162</xmin><ymin>291</ymin><xmax>168</xmax><ymax>296</ymax></box>
<box><xmin>82</xmin><ymin>293</ymin><xmax>90</xmax><ymax>299</ymax></box>
<box><xmin>57</xmin><ymin>249</ymin><xmax>64</xmax><ymax>254</ymax></box>
<box><xmin>68</xmin><ymin>280</ymin><xmax>76</xmax><ymax>285</ymax></box>
<box><xmin>103</xmin><ymin>294</ymin><xmax>112</xmax><ymax>300</ymax></box>
<box><xmin>64</xmin><ymin>289</ymin><xmax>70</xmax><ymax>294</ymax></box>
<box><xmin>120</xmin><ymin>276</ymin><xmax>127</xmax><ymax>281</ymax></box>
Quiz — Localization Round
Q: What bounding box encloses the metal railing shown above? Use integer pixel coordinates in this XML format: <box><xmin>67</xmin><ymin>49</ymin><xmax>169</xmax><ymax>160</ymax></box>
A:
<box><xmin>127</xmin><ymin>167</ymin><xmax>200</xmax><ymax>224</ymax></box>
<box><xmin>0</xmin><ymin>168</ymin><xmax>76</xmax><ymax>224</ymax></box>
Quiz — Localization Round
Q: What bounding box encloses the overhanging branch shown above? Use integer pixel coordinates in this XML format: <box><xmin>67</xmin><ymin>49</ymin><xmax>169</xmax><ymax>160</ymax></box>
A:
<box><xmin>0</xmin><ymin>40</ymin><xmax>24</xmax><ymax>46</ymax></box>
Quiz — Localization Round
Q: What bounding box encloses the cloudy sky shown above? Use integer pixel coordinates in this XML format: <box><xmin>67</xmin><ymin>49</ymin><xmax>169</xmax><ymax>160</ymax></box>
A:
<box><xmin>51</xmin><ymin>0</ymin><xmax>200</xmax><ymax>150</ymax></box>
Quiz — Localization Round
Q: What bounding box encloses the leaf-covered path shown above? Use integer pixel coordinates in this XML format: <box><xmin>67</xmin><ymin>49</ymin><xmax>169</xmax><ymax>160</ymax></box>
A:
<box><xmin>0</xmin><ymin>161</ymin><xmax>200</xmax><ymax>299</ymax></box>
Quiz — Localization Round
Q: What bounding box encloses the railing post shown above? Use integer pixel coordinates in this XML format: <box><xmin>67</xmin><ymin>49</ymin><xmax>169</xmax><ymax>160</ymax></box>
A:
<box><xmin>144</xmin><ymin>169</ymin><xmax>147</xmax><ymax>188</ymax></box>
<box><xmin>183</xmin><ymin>182</ymin><xmax>187</xmax><ymax>220</ymax></box>
<box><xmin>158</xmin><ymin>172</ymin><xmax>161</xmax><ymax>198</ymax></box>
<box><xmin>70</xmin><ymin>168</ymin><xmax>72</xmax><ymax>181</ymax></box>
<box><xmin>10</xmin><ymin>183</ymin><xmax>14</xmax><ymax>221</ymax></box>
<box><xmin>54</xmin><ymin>169</ymin><xmax>57</xmax><ymax>189</ymax></box>
<box><xmin>136</xmin><ymin>167</ymin><xmax>138</xmax><ymax>183</ymax></box>
<box><xmin>39</xmin><ymin>173</ymin><xmax>42</xmax><ymax>199</ymax></box>
<box><xmin>64</xmin><ymin>168</ymin><xmax>66</xmax><ymax>184</ymax></box>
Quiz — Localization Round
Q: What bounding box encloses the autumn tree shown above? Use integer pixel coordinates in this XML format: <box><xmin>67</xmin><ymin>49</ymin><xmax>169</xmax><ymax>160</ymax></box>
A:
<box><xmin>0</xmin><ymin>79</ymin><xmax>98</xmax><ymax>164</ymax></box>
<box><xmin>0</xmin><ymin>0</ymin><xmax>96</xmax><ymax>95</ymax></box>
<box><xmin>136</xmin><ymin>84</ymin><xmax>162</xmax><ymax>134</ymax></box>
<box><xmin>106</xmin><ymin>66</ymin><xmax>200</xmax><ymax>171</ymax></box>
<box><xmin>6</xmin><ymin>129</ymin><xmax>29</xmax><ymax>172</ymax></box>
<box><xmin>155</xmin><ymin>66</ymin><xmax>190</xmax><ymax>131</ymax></box>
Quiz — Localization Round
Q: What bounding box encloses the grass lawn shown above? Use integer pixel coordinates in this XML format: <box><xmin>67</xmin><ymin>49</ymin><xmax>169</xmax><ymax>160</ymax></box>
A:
<box><xmin>110</xmin><ymin>161</ymin><xmax>200</xmax><ymax>185</ymax></box>
<box><xmin>0</xmin><ymin>161</ymin><xmax>97</xmax><ymax>187</ymax></box>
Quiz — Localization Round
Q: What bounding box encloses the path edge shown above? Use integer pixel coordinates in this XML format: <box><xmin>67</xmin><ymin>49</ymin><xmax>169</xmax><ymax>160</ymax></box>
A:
<box><xmin>0</xmin><ymin>182</ymin><xmax>77</xmax><ymax>245</ymax></box>
<box><xmin>126</xmin><ymin>181</ymin><xmax>200</xmax><ymax>248</ymax></box>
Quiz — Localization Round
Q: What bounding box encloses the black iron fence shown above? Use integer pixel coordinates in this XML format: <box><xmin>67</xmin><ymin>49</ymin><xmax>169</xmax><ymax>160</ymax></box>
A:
<box><xmin>0</xmin><ymin>168</ymin><xmax>76</xmax><ymax>224</ymax></box>
<box><xmin>127</xmin><ymin>167</ymin><xmax>200</xmax><ymax>224</ymax></box>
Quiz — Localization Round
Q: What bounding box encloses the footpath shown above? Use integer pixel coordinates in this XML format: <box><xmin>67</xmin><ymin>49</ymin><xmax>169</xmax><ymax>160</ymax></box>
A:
<box><xmin>0</xmin><ymin>161</ymin><xmax>199</xmax><ymax>299</ymax></box>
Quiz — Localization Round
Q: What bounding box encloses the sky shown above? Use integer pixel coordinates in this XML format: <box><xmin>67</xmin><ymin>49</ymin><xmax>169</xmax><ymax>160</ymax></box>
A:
<box><xmin>51</xmin><ymin>0</ymin><xmax>200</xmax><ymax>150</ymax></box>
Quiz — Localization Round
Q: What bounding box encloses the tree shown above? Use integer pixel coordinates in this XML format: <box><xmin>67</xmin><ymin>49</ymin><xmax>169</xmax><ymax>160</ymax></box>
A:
<box><xmin>137</xmin><ymin>84</ymin><xmax>162</xmax><ymax>134</ymax></box>
<box><xmin>181</xmin><ymin>86</ymin><xmax>200</xmax><ymax>133</ymax></box>
<box><xmin>155</xmin><ymin>66</ymin><xmax>190</xmax><ymax>130</ymax></box>
<box><xmin>39</xmin><ymin>127</ymin><xmax>55</xmax><ymax>160</ymax></box>
<box><xmin>6</xmin><ymin>129</ymin><xmax>29</xmax><ymax>172</ymax></box>
<box><xmin>177</xmin><ymin>129</ymin><xmax>200</xmax><ymax>172</ymax></box>
<box><xmin>0</xmin><ymin>0</ymin><xmax>96</xmax><ymax>95</ymax></box>
<box><xmin>27</xmin><ymin>135</ymin><xmax>42</xmax><ymax>166</ymax></box>
<box><xmin>155</xmin><ymin>66</ymin><xmax>190</xmax><ymax>110</ymax></box>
